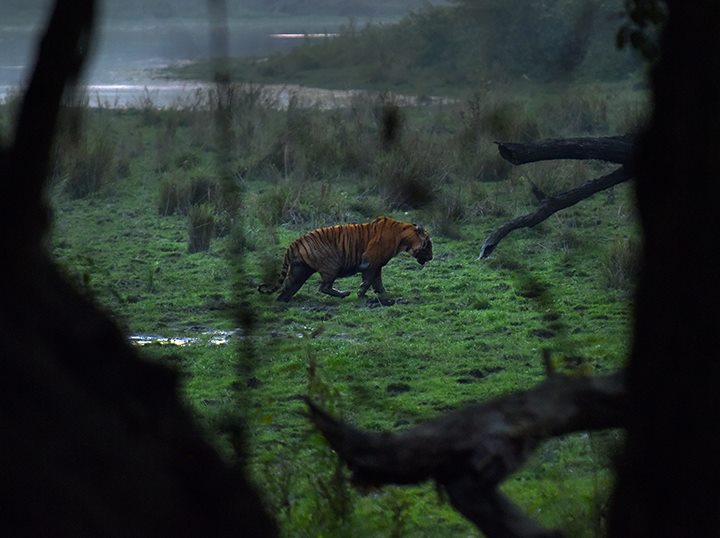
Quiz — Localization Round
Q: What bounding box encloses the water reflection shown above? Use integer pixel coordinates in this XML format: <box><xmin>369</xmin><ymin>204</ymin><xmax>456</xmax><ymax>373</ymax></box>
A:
<box><xmin>130</xmin><ymin>329</ymin><xmax>236</xmax><ymax>347</ymax></box>
<box><xmin>270</xmin><ymin>33</ymin><xmax>338</xmax><ymax>39</ymax></box>
<box><xmin>0</xmin><ymin>16</ymin><xmax>348</xmax><ymax>97</ymax></box>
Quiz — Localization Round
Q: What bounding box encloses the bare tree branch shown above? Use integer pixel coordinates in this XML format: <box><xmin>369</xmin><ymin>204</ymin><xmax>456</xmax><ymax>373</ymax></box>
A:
<box><xmin>307</xmin><ymin>371</ymin><xmax>625</xmax><ymax>537</ymax></box>
<box><xmin>497</xmin><ymin>135</ymin><xmax>635</xmax><ymax>166</ymax></box>
<box><xmin>479</xmin><ymin>166</ymin><xmax>633</xmax><ymax>258</ymax></box>
<box><xmin>478</xmin><ymin>135</ymin><xmax>637</xmax><ymax>258</ymax></box>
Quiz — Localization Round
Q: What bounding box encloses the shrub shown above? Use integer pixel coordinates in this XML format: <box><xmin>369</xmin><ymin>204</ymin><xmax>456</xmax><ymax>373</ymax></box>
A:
<box><xmin>187</xmin><ymin>204</ymin><xmax>215</xmax><ymax>253</ymax></box>
<box><xmin>255</xmin><ymin>179</ymin><xmax>352</xmax><ymax>228</ymax></box>
<box><xmin>372</xmin><ymin>135</ymin><xmax>447</xmax><ymax>210</ymax></box>
<box><xmin>472</xmin><ymin>145</ymin><xmax>513</xmax><ymax>182</ymax></box>
<box><xmin>154</xmin><ymin>121</ymin><xmax>179</xmax><ymax>172</ymax></box>
<box><xmin>158</xmin><ymin>172</ymin><xmax>219</xmax><ymax>216</ymax></box>
<box><xmin>431</xmin><ymin>186</ymin><xmax>467</xmax><ymax>238</ymax></box>
<box><xmin>480</xmin><ymin>101</ymin><xmax>541</xmax><ymax>142</ymax></box>
<box><xmin>135</xmin><ymin>88</ymin><xmax>162</xmax><ymax>127</ymax></box>
<box><xmin>59</xmin><ymin>128</ymin><xmax>116</xmax><ymax>199</ymax></box>
<box><xmin>255</xmin><ymin>181</ymin><xmax>301</xmax><ymax>227</ymax></box>
<box><xmin>515</xmin><ymin>161</ymin><xmax>596</xmax><ymax>200</ymax></box>
<box><xmin>452</xmin><ymin>94</ymin><xmax>535</xmax><ymax>181</ymax></box>
<box><xmin>175</xmin><ymin>150</ymin><xmax>202</xmax><ymax>170</ymax></box>
<box><xmin>603</xmin><ymin>237</ymin><xmax>641</xmax><ymax>293</ymax></box>
<box><xmin>538</xmin><ymin>89</ymin><xmax>610</xmax><ymax>135</ymax></box>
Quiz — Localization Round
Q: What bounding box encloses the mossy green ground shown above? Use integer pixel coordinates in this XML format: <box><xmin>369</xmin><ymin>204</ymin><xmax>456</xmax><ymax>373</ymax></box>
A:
<box><xmin>26</xmin><ymin>95</ymin><xmax>639</xmax><ymax>536</ymax></box>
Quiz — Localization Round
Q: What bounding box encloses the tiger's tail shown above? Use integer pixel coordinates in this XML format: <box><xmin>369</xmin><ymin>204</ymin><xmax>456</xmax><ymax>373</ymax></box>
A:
<box><xmin>258</xmin><ymin>249</ymin><xmax>291</xmax><ymax>294</ymax></box>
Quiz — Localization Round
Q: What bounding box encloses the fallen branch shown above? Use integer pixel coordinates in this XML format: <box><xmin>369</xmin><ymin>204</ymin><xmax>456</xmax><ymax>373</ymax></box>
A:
<box><xmin>497</xmin><ymin>135</ymin><xmax>635</xmax><ymax>166</ymax></box>
<box><xmin>479</xmin><ymin>166</ymin><xmax>633</xmax><ymax>258</ymax></box>
<box><xmin>307</xmin><ymin>371</ymin><xmax>626</xmax><ymax>538</ymax></box>
<box><xmin>479</xmin><ymin>135</ymin><xmax>635</xmax><ymax>259</ymax></box>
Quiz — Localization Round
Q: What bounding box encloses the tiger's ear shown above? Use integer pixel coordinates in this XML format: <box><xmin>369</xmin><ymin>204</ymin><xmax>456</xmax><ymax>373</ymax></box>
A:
<box><xmin>416</xmin><ymin>225</ymin><xmax>425</xmax><ymax>234</ymax></box>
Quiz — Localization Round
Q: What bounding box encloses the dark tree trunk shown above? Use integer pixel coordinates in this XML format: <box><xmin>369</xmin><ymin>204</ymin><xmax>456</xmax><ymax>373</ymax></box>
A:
<box><xmin>308</xmin><ymin>373</ymin><xmax>626</xmax><ymax>537</ymax></box>
<box><xmin>608</xmin><ymin>1</ymin><xmax>720</xmax><ymax>536</ymax></box>
<box><xmin>497</xmin><ymin>135</ymin><xmax>635</xmax><ymax>166</ymax></box>
<box><xmin>0</xmin><ymin>2</ymin><xmax>276</xmax><ymax>535</ymax></box>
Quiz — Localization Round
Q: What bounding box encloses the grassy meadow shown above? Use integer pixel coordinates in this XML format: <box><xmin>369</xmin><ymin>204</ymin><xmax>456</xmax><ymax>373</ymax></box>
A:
<box><xmin>0</xmin><ymin>73</ymin><xmax>645</xmax><ymax>536</ymax></box>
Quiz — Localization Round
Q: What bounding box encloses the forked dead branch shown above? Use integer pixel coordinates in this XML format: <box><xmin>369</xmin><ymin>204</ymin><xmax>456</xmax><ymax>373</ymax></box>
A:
<box><xmin>307</xmin><ymin>371</ymin><xmax>626</xmax><ymax>538</ymax></box>
<box><xmin>478</xmin><ymin>135</ymin><xmax>636</xmax><ymax>258</ymax></box>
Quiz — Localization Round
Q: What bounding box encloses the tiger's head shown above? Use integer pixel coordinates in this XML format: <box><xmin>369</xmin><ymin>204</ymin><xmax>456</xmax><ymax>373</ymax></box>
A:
<box><xmin>407</xmin><ymin>225</ymin><xmax>433</xmax><ymax>266</ymax></box>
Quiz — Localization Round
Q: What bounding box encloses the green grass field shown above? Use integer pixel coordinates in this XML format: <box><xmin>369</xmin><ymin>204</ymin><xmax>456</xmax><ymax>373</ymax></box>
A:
<box><xmin>3</xmin><ymin>77</ymin><xmax>643</xmax><ymax>536</ymax></box>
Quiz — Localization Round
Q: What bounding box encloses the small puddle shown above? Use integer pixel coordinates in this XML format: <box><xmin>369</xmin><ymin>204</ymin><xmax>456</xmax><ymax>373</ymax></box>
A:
<box><xmin>129</xmin><ymin>327</ymin><xmax>357</xmax><ymax>347</ymax></box>
<box><xmin>130</xmin><ymin>329</ymin><xmax>236</xmax><ymax>347</ymax></box>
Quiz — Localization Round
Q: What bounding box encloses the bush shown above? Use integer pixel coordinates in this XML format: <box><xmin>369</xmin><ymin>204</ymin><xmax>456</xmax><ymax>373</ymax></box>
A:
<box><xmin>158</xmin><ymin>172</ymin><xmax>219</xmax><ymax>216</ymax></box>
<box><xmin>372</xmin><ymin>135</ymin><xmax>447</xmax><ymax>210</ymax></box>
<box><xmin>480</xmin><ymin>101</ymin><xmax>541</xmax><ymax>142</ymax></box>
<box><xmin>187</xmin><ymin>204</ymin><xmax>215</xmax><ymax>253</ymax></box>
<box><xmin>255</xmin><ymin>179</ymin><xmax>353</xmax><ymax>228</ymax></box>
<box><xmin>59</xmin><ymin>128</ymin><xmax>116</xmax><ymax>199</ymax></box>
<box><xmin>431</xmin><ymin>187</ymin><xmax>467</xmax><ymax>238</ymax></box>
<box><xmin>603</xmin><ymin>237</ymin><xmax>641</xmax><ymax>293</ymax></box>
<box><xmin>514</xmin><ymin>161</ymin><xmax>597</xmax><ymax>200</ymax></box>
<box><xmin>538</xmin><ymin>89</ymin><xmax>610</xmax><ymax>135</ymax></box>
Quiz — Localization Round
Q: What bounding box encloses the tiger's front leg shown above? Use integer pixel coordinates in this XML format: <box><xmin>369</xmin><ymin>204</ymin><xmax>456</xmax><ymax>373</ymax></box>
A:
<box><xmin>359</xmin><ymin>267</ymin><xmax>383</xmax><ymax>298</ymax></box>
<box><xmin>371</xmin><ymin>273</ymin><xmax>385</xmax><ymax>295</ymax></box>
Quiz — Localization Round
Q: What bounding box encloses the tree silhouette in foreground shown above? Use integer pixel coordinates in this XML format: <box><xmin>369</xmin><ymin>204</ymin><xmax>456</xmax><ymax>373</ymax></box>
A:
<box><xmin>0</xmin><ymin>1</ymin><xmax>275</xmax><ymax>535</ymax></box>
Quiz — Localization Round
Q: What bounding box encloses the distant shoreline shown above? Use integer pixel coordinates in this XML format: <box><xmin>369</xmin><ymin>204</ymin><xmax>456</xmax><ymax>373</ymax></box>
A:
<box><xmin>2</xmin><ymin>80</ymin><xmax>451</xmax><ymax>110</ymax></box>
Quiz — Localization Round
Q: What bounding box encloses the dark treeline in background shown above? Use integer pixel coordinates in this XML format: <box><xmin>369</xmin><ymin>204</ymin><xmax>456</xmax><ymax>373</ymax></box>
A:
<box><xmin>166</xmin><ymin>0</ymin><xmax>641</xmax><ymax>96</ymax></box>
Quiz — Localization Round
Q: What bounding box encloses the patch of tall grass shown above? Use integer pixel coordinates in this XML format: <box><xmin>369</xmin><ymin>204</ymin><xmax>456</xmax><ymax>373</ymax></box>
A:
<box><xmin>602</xmin><ymin>237</ymin><xmax>640</xmax><ymax>293</ymax></box>
<box><xmin>158</xmin><ymin>170</ymin><xmax>220</xmax><ymax>216</ymax></box>
<box><xmin>54</xmin><ymin>127</ymin><xmax>117</xmax><ymax>199</ymax></box>
<box><xmin>255</xmin><ymin>179</ymin><xmax>357</xmax><ymax>228</ymax></box>
<box><xmin>187</xmin><ymin>203</ymin><xmax>215</xmax><ymax>253</ymax></box>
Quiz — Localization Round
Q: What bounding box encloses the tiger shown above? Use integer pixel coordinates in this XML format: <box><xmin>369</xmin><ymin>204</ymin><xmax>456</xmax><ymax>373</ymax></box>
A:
<box><xmin>258</xmin><ymin>216</ymin><xmax>433</xmax><ymax>302</ymax></box>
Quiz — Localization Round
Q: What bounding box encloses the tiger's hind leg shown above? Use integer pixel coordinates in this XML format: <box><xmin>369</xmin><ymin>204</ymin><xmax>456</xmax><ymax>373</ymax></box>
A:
<box><xmin>318</xmin><ymin>269</ymin><xmax>350</xmax><ymax>298</ymax></box>
<box><xmin>277</xmin><ymin>263</ymin><xmax>314</xmax><ymax>302</ymax></box>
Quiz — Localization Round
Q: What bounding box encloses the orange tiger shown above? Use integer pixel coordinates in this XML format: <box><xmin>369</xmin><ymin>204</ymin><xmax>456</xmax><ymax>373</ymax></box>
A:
<box><xmin>258</xmin><ymin>216</ymin><xmax>433</xmax><ymax>302</ymax></box>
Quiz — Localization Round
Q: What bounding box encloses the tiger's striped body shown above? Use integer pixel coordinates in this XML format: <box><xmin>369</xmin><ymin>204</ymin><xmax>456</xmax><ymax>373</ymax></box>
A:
<box><xmin>259</xmin><ymin>216</ymin><xmax>433</xmax><ymax>302</ymax></box>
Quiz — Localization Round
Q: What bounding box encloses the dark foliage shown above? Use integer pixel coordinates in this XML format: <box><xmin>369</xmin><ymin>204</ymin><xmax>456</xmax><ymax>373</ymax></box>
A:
<box><xmin>0</xmin><ymin>1</ymin><xmax>275</xmax><ymax>535</ymax></box>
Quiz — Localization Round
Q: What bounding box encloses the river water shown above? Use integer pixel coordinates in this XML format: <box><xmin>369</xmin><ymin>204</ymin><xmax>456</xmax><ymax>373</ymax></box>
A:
<box><xmin>0</xmin><ymin>15</ymin><xmax>379</xmax><ymax>109</ymax></box>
